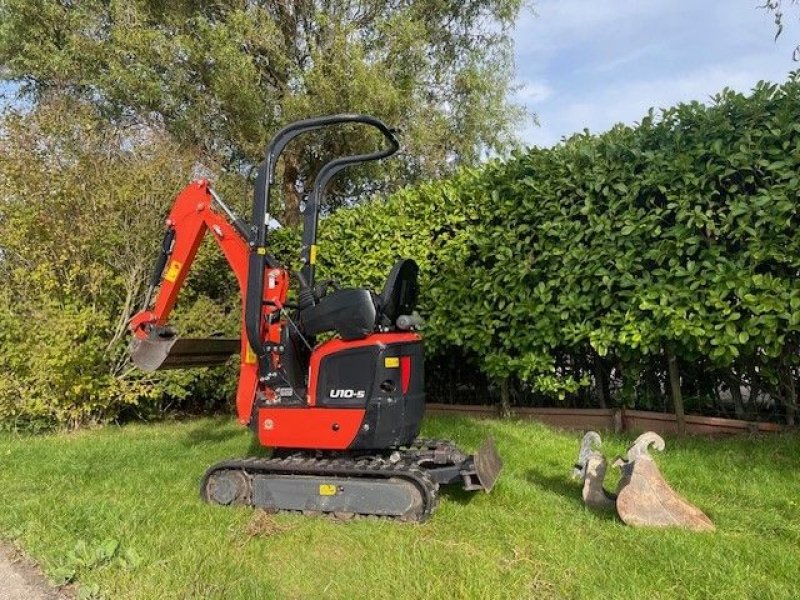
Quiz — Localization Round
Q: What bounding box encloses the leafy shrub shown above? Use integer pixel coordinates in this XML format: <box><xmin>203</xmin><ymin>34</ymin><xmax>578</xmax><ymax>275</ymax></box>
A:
<box><xmin>315</xmin><ymin>75</ymin><xmax>800</xmax><ymax>421</ymax></box>
<box><xmin>0</xmin><ymin>99</ymin><xmax>237</xmax><ymax>428</ymax></box>
<box><xmin>3</xmin><ymin>75</ymin><xmax>800</xmax><ymax>428</ymax></box>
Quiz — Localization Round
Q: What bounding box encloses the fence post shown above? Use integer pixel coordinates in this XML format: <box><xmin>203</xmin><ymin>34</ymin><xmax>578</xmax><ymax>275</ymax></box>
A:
<box><xmin>666</xmin><ymin>348</ymin><xmax>686</xmax><ymax>435</ymax></box>
<box><xmin>612</xmin><ymin>408</ymin><xmax>624</xmax><ymax>433</ymax></box>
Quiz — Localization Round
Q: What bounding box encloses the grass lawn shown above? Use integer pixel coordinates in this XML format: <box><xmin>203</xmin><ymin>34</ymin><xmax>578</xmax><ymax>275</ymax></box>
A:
<box><xmin>0</xmin><ymin>415</ymin><xmax>798</xmax><ymax>599</ymax></box>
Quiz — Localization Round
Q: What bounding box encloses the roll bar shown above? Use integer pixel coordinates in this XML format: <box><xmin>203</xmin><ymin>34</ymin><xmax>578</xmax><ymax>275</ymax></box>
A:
<box><xmin>250</xmin><ymin>114</ymin><xmax>399</xmax><ymax>248</ymax></box>
<box><xmin>245</xmin><ymin>114</ymin><xmax>400</xmax><ymax>369</ymax></box>
<box><xmin>300</xmin><ymin>125</ymin><xmax>400</xmax><ymax>292</ymax></box>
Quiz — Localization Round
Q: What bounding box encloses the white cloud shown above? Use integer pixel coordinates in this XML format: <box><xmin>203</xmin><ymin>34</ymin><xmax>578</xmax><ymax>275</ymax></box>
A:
<box><xmin>526</xmin><ymin>55</ymin><xmax>796</xmax><ymax>147</ymax></box>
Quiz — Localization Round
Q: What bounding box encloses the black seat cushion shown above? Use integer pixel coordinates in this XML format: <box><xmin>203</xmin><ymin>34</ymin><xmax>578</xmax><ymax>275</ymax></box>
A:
<box><xmin>299</xmin><ymin>288</ymin><xmax>377</xmax><ymax>340</ymax></box>
<box><xmin>298</xmin><ymin>259</ymin><xmax>419</xmax><ymax>339</ymax></box>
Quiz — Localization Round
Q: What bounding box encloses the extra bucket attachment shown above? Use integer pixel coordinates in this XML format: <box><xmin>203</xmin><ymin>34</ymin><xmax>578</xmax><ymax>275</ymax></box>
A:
<box><xmin>573</xmin><ymin>431</ymin><xmax>714</xmax><ymax>531</ymax></box>
<box><xmin>572</xmin><ymin>432</ymin><xmax>616</xmax><ymax>510</ymax></box>
<box><xmin>129</xmin><ymin>327</ymin><xmax>239</xmax><ymax>372</ymax></box>
<box><xmin>614</xmin><ymin>433</ymin><xmax>714</xmax><ymax>531</ymax></box>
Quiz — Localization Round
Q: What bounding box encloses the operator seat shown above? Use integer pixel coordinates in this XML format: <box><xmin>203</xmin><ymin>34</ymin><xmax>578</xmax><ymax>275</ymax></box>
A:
<box><xmin>299</xmin><ymin>259</ymin><xmax>419</xmax><ymax>340</ymax></box>
<box><xmin>374</xmin><ymin>258</ymin><xmax>419</xmax><ymax>328</ymax></box>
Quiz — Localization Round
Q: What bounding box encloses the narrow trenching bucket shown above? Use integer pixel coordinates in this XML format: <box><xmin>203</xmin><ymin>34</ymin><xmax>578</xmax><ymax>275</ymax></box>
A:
<box><xmin>130</xmin><ymin>334</ymin><xmax>239</xmax><ymax>372</ymax></box>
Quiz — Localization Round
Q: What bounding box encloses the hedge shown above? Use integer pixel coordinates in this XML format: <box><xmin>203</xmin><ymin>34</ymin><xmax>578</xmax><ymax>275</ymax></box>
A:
<box><xmin>312</xmin><ymin>74</ymin><xmax>800</xmax><ymax>422</ymax></box>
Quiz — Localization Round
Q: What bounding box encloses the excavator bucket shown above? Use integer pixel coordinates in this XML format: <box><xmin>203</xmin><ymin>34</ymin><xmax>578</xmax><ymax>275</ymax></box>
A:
<box><xmin>130</xmin><ymin>334</ymin><xmax>239</xmax><ymax>372</ymax></box>
<box><xmin>573</xmin><ymin>431</ymin><xmax>714</xmax><ymax>531</ymax></box>
<box><xmin>614</xmin><ymin>433</ymin><xmax>714</xmax><ymax>531</ymax></box>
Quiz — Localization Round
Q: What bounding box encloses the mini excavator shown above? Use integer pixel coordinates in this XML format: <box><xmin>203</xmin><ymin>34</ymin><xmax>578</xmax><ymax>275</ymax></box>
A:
<box><xmin>128</xmin><ymin>115</ymin><xmax>501</xmax><ymax>522</ymax></box>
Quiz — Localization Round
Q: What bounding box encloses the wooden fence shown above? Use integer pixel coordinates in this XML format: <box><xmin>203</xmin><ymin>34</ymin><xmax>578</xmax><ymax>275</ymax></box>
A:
<box><xmin>425</xmin><ymin>404</ymin><xmax>784</xmax><ymax>435</ymax></box>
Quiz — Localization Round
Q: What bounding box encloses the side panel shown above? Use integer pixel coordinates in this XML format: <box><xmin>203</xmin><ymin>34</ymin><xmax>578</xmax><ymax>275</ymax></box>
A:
<box><xmin>307</xmin><ymin>332</ymin><xmax>421</xmax><ymax>405</ymax></box>
<box><xmin>316</xmin><ymin>346</ymin><xmax>380</xmax><ymax>408</ymax></box>
<box><xmin>257</xmin><ymin>407</ymin><xmax>366</xmax><ymax>450</ymax></box>
<box><xmin>305</xmin><ymin>333</ymin><xmax>425</xmax><ymax>450</ymax></box>
<box><xmin>349</xmin><ymin>340</ymin><xmax>425</xmax><ymax>450</ymax></box>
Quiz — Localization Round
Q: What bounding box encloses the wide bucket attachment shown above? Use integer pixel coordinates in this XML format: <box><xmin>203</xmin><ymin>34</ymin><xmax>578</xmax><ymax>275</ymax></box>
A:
<box><xmin>130</xmin><ymin>332</ymin><xmax>239</xmax><ymax>372</ymax></box>
<box><xmin>615</xmin><ymin>453</ymin><xmax>715</xmax><ymax>531</ymax></box>
<box><xmin>469</xmin><ymin>436</ymin><xmax>503</xmax><ymax>492</ymax></box>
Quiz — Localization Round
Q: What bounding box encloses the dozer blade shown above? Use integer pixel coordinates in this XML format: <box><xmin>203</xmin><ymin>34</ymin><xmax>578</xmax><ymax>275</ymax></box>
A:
<box><xmin>130</xmin><ymin>336</ymin><xmax>239</xmax><ymax>372</ymax></box>
<box><xmin>472</xmin><ymin>436</ymin><xmax>503</xmax><ymax>492</ymax></box>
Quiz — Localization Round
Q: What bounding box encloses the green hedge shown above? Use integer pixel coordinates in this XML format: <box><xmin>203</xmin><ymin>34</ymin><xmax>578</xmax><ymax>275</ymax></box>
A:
<box><xmin>312</xmin><ymin>74</ymin><xmax>800</xmax><ymax>421</ymax></box>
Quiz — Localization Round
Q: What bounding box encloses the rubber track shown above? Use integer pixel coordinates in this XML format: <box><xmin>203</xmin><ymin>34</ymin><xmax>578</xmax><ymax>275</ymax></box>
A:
<box><xmin>200</xmin><ymin>451</ymin><xmax>440</xmax><ymax>522</ymax></box>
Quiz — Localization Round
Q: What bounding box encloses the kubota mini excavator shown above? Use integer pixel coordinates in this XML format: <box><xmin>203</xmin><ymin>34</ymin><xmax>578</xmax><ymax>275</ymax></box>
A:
<box><xmin>128</xmin><ymin>115</ymin><xmax>501</xmax><ymax>521</ymax></box>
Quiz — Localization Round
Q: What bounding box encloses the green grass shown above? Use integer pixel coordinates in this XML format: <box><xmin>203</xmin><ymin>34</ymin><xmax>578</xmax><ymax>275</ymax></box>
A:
<box><xmin>0</xmin><ymin>416</ymin><xmax>799</xmax><ymax>599</ymax></box>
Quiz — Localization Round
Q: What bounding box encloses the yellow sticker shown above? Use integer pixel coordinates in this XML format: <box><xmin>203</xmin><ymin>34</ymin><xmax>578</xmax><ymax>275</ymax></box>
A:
<box><xmin>309</xmin><ymin>244</ymin><xmax>318</xmax><ymax>265</ymax></box>
<box><xmin>319</xmin><ymin>484</ymin><xmax>337</xmax><ymax>496</ymax></box>
<box><xmin>257</xmin><ymin>247</ymin><xmax>267</xmax><ymax>255</ymax></box>
<box><xmin>385</xmin><ymin>357</ymin><xmax>400</xmax><ymax>368</ymax></box>
<box><xmin>164</xmin><ymin>260</ymin><xmax>182</xmax><ymax>283</ymax></box>
<box><xmin>244</xmin><ymin>344</ymin><xmax>257</xmax><ymax>365</ymax></box>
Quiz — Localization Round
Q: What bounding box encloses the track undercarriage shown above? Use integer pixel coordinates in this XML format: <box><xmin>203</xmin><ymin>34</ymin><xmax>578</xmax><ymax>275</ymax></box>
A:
<box><xmin>201</xmin><ymin>437</ymin><xmax>502</xmax><ymax>522</ymax></box>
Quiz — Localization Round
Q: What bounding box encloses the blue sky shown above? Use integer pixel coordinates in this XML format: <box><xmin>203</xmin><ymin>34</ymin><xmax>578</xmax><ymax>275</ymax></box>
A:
<box><xmin>512</xmin><ymin>0</ymin><xmax>800</xmax><ymax>147</ymax></box>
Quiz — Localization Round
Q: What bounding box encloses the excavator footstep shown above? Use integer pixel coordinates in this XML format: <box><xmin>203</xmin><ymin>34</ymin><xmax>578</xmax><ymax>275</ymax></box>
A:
<box><xmin>130</xmin><ymin>336</ymin><xmax>239</xmax><ymax>371</ymax></box>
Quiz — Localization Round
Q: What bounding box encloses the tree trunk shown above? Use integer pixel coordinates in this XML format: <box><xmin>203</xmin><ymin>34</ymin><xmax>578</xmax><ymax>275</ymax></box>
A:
<box><xmin>666</xmin><ymin>349</ymin><xmax>686</xmax><ymax>435</ymax></box>
<box><xmin>592</xmin><ymin>351</ymin><xmax>608</xmax><ymax>409</ymax></box>
<box><xmin>727</xmin><ymin>372</ymin><xmax>746</xmax><ymax>420</ymax></box>
<box><xmin>281</xmin><ymin>151</ymin><xmax>302</xmax><ymax>227</ymax></box>
<box><xmin>499</xmin><ymin>377</ymin><xmax>512</xmax><ymax>418</ymax></box>
<box><xmin>778</xmin><ymin>351</ymin><xmax>797</xmax><ymax>427</ymax></box>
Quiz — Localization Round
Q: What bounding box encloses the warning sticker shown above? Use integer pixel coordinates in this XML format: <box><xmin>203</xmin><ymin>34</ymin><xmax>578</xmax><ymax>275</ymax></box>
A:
<box><xmin>384</xmin><ymin>357</ymin><xmax>400</xmax><ymax>368</ymax></box>
<box><xmin>245</xmin><ymin>344</ymin><xmax>257</xmax><ymax>364</ymax></box>
<box><xmin>164</xmin><ymin>260</ymin><xmax>182</xmax><ymax>283</ymax></box>
<box><xmin>319</xmin><ymin>484</ymin><xmax>337</xmax><ymax>496</ymax></box>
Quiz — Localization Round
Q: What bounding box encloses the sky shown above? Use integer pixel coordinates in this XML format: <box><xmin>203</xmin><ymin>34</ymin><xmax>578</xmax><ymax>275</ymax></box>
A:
<box><xmin>512</xmin><ymin>0</ymin><xmax>800</xmax><ymax>147</ymax></box>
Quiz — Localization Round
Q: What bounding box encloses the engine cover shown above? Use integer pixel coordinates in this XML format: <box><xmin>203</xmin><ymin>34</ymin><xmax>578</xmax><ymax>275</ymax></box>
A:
<box><xmin>258</xmin><ymin>332</ymin><xmax>425</xmax><ymax>451</ymax></box>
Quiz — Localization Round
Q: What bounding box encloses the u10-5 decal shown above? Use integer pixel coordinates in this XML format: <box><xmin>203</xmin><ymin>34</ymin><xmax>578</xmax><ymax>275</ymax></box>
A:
<box><xmin>329</xmin><ymin>389</ymin><xmax>366</xmax><ymax>399</ymax></box>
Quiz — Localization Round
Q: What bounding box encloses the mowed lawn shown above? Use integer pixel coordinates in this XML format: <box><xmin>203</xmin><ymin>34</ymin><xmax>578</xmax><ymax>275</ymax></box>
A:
<box><xmin>0</xmin><ymin>415</ymin><xmax>798</xmax><ymax>600</ymax></box>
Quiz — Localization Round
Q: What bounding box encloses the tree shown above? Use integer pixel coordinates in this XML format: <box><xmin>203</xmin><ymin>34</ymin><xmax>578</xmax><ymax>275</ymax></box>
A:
<box><xmin>762</xmin><ymin>0</ymin><xmax>800</xmax><ymax>60</ymax></box>
<box><xmin>0</xmin><ymin>0</ymin><xmax>526</xmax><ymax>225</ymax></box>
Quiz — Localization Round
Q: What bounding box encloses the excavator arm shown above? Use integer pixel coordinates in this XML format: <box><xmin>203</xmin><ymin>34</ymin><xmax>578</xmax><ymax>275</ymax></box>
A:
<box><xmin>128</xmin><ymin>179</ymin><xmax>289</xmax><ymax>425</ymax></box>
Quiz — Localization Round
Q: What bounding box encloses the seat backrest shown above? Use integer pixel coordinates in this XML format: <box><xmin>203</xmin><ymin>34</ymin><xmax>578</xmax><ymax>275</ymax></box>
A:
<box><xmin>379</xmin><ymin>259</ymin><xmax>419</xmax><ymax>324</ymax></box>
